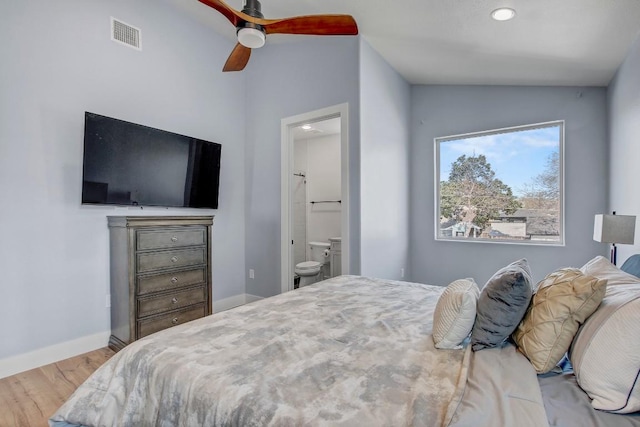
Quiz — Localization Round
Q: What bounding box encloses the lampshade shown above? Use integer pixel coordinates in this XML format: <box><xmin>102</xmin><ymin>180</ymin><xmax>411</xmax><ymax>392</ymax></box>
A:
<box><xmin>593</xmin><ymin>214</ymin><xmax>636</xmax><ymax>244</ymax></box>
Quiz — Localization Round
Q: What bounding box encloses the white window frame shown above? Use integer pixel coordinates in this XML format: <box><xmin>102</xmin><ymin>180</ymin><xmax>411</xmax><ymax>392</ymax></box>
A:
<box><xmin>434</xmin><ymin>120</ymin><xmax>565</xmax><ymax>246</ymax></box>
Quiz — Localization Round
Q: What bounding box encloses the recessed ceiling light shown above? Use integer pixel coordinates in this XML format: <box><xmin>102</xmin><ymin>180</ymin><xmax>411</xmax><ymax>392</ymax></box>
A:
<box><xmin>301</xmin><ymin>124</ymin><xmax>312</xmax><ymax>130</ymax></box>
<box><xmin>491</xmin><ymin>7</ymin><xmax>516</xmax><ymax>21</ymax></box>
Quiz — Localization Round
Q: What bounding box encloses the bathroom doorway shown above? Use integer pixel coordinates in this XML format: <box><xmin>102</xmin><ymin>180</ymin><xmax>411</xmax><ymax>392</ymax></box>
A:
<box><xmin>280</xmin><ymin>103</ymin><xmax>350</xmax><ymax>294</ymax></box>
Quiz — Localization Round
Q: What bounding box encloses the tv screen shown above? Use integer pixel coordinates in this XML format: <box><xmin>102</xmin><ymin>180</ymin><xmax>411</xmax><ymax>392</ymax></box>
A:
<box><xmin>82</xmin><ymin>112</ymin><xmax>221</xmax><ymax>209</ymax></box>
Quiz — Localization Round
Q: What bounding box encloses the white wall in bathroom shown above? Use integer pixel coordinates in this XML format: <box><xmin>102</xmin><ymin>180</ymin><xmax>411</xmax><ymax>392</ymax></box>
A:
<box><xmin>293</xmin><ymin>142</ymin><xmax>308</xmax><ymax>266</ymax></box>
<box><xmin>297</xmin><ymin>134</ymin><xmax>342</xmax><ymax>259</ymax></box>
<box><xmin>294</xmin><ymin>138</ymin><xmax>308</xmax><ymax>172</ymax></box>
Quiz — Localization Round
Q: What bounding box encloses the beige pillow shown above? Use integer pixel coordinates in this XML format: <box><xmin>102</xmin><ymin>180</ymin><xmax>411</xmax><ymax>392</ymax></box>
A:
<box><xmin>580</xmin><ymin>255</ymin><xmax>640</xmax><ymax>286</ymax></box>
<box><xmin>513</xmin><ymin>268</ymin><xmax>606</xmax><ymax>374</ymax></box>
<box><xmin>432</xmin><ymin>278</ymin><xmax>480</xmax><ymax>349</ymax></box>
<box><xmin>570</xmin><ymin>283</ymin><xmax>640</xmax><ymax>413</ymax></box>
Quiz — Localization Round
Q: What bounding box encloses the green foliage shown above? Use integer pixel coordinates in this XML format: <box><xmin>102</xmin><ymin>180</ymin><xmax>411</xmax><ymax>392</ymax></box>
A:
<box><xmin>440</xmin><ymin>154</ymin><xmax>521</xmax><ymax>230</ymax></box>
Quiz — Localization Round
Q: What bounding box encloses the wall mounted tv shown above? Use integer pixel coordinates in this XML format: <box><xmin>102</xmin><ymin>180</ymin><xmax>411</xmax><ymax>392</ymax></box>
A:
<box><xmin>82</xmin><ymin>112</ymin><xmax>221</xmax><ymax>209</ymax></box>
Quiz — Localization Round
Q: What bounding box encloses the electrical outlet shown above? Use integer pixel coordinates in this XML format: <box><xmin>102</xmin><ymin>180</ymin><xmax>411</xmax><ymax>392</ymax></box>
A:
<box><xmin>106</xmin><ymin>294</ymin><xmax>111</xmax><ymax>308</ymax></box>
<box><xmin>401</xmin><ymin>268</ymin><xmax>405</xmax><ymax>278</ymax></box>
<box><xmin>249</xmin><ymin>269</ymin><xmax>255</xmax><ymax>279</ymax></box>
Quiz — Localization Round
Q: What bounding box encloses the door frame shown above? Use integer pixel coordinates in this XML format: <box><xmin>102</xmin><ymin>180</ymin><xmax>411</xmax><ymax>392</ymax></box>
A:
<box><xmin>280</xmin><ymin>103</ymin><xmax>350</xmax><ymax>294</ymax></box>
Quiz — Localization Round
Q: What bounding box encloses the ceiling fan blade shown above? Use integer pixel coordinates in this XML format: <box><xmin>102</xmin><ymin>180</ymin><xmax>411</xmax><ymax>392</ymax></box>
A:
<box><xmin>223</xmin><ymin>43</ymin><xmax>252</xmax><ymax>72</ymax></box>
<box><xmin>199</xmin><ymin>0</ymin><xmax>276</xmax><ymax>27</ymax></box>
<box><xmin>198</xmin><ymin>0</ymin><xmax>358</xmax><ymax>37</ymax></box>
<box><xmin>198</xmin><ymin>0</ymin><xmax>243</xmax><ymax>27</ymax></box>
<box><xmin>263</xmin><ymin>15</ymin><xmax>358</xmax><ymax>36</ymax></box>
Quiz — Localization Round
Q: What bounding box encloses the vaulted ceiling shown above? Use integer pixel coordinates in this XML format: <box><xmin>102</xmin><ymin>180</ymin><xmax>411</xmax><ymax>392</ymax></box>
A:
<box><xmin>171</xmin><ymin>0</ymin><xmax>640</xmax><ymax>86</ymax></box>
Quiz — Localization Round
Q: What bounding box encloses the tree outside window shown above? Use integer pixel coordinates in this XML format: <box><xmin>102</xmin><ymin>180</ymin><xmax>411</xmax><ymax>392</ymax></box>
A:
<box><xmin>435</xmin><ymin>121</ymin><xmax>564</xmax><ymax>245</ymax></box>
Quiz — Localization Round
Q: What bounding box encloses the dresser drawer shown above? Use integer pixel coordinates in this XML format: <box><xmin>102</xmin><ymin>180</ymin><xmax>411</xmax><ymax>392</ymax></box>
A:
<box><xmin>137</xmin><ymin>248</ymin><xmax>207</xmax><ymax>273</ymax></box>
<box><xmin>137</xmin><ymin>286</ymin><xmax>206</xmax><ymax>318</ymax></box>
<box><xmin>136</xmin><ymin>227</ymin><xmax>206</xmax><ymax>251</ymax></box>
<box><xmin>137</xmin><ymin>267</ymin><xmax>206</xmax><ymax>295</ymax></box>
<box><xmin>137</xmin><ymin>304</ymin><xmax>206</xmax><ymax>339</ymax></box>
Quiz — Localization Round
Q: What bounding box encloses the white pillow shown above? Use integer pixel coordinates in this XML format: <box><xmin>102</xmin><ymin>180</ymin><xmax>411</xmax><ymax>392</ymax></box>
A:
<box><xmin>580</xmin><ymin>256</ymin><xmax>640</xmax><ymax>286</ymax></box>
<box><xmin>433</xmin><ymin>278</ymin><xmax>480</xmax><ymax>349</ymax></box>
<box><xmin>569</xmin><ymin>283</ymin><xmax>640</xmax><ymax>413</ymax></box>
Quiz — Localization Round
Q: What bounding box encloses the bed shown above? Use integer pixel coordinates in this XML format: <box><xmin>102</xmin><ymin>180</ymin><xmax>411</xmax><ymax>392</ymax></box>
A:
<box><xmin>50</xmin><ymin>257</ymin><xmax>640</xmax><ymax>427</ymax></box>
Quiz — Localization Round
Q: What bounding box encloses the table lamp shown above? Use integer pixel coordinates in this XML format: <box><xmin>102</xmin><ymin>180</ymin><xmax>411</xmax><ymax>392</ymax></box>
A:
<box><xmin>593</xmin><ymin>212</ymin><xmax>636</xmax><ymax>265</ymax></box>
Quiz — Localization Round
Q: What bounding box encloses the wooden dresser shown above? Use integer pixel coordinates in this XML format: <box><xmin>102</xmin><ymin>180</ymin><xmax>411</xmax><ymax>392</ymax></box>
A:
<box><xmin>107</xmin><ymin>216</ymin><xmax>213</xmax><ymax>352</ymax></box>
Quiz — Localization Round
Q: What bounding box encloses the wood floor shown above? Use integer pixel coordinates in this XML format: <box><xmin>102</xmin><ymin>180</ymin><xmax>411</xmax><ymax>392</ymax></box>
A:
<box><xmin>0</xmin><ymin>347</ymin><xmax>114</xmax><ymax>427</ymax></box>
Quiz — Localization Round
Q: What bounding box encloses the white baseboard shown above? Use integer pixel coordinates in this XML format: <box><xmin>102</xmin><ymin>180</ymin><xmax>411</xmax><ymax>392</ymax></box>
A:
<box><xmin>245</xmin><ymin>294</ymin><xmax>264</xmax><ymax>304</ymax></box>
<box><xmin>214</xmin><ymin>293</ymin><xmax>264</xmax><ymax>312</ymax></box>
<box><xmin>2</xmin><ymin>294</ymin><xmax>266</xmax><ymax>379</ymax></box>
<box><xmin>214</xmin><ymin>294</ymin><xmax>247</xmax><ymax>312</ymax></box>
<box><xmin>0</xmin><ymin>331</ymin><xmax>110</xmax><ymax>379</ymax></box>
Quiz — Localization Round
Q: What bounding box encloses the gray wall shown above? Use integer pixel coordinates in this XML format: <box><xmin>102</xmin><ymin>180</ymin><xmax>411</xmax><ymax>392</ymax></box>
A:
<box><xmin>409</xmin><ymin>85</ymin><xmax>609</xmax><ymax>287</ymax></box>
<box><xmin>2</xmin><ymin>0</ymin><xmax>627</xmax><ymax>366</ymax></box>
<box><xmin>608</xmin><ymin>33</ymin><xmax>640</xmax><ymax>265</ymax></box>
<box><xmin>359</xmin><ymin>39</ymin><xmax>411</xmax><ymax>280</ymax></box>
<box><xmin>244</xmin><ymin>37</ymin><xmax>361</xmax><ymax>298</ymax></box>
<box><xmin>0</xmin><ymin>0</ymin><xmax>246</xmax><ymax>359</ymax></box>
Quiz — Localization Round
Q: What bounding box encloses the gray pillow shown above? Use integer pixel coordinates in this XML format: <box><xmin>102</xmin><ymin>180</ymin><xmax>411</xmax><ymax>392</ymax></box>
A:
<box><xmin>471</xmin><ymin>258</ymin><xmax>533</xmax><ymax>351</ymax></box>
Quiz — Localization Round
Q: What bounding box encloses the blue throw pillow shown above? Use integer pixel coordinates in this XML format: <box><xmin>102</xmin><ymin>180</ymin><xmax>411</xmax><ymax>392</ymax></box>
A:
<box><xmin>471</xmin><ymin>258</ymin><xmax>533</xmax><ymax>351</ymax></box>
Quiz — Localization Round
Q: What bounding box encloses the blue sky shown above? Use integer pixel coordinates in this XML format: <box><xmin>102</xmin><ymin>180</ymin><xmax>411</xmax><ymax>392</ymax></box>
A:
<box><xmin>438</xmin><ymin>124</ymin><xmax>561</xmax><ymax>197</ymax></box>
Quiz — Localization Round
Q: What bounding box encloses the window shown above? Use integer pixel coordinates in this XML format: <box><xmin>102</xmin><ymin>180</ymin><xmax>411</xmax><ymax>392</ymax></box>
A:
<box><xmin>435</xmin><ymin>121</ymin><xmax>564</xmax><ymax>245</ymax></box>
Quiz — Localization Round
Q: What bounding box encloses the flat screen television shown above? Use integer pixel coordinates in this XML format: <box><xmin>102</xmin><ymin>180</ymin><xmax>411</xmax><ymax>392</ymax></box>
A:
<box><xmin>82</xmin><ymin>112</ymin><xmax>221</xmax><ymax>209</ymax></box>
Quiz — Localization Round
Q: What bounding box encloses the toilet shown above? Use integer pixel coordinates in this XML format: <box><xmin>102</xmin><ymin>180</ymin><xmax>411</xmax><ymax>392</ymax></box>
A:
<box><xmin>295</xmin><ymin>241</ymin><xmax>330</xmax><ymax>287</ymax></box>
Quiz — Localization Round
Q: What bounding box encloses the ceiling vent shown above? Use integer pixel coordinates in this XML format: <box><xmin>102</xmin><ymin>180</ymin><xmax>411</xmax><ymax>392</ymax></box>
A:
<box><xmin>111</xmin><ymin>17</ymin><xmax>141</xmax><ymax>50</ymax></box>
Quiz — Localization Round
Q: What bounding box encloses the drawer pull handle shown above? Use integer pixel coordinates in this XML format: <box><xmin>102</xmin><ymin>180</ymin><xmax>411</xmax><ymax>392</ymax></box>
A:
<box><xmin>170</xmin><ymin>277</ymin><xmax>178</xmax><ymax>284</ymax></box>
<box><xmin>172</xmin><ymin>317</ymin><xmax>179</xmax><ymax>324</ymax></box>
<box><xmin>171</xmin><ymin>236</ymin><xmax>178</xmax><ymax>242</ymax></box>
<box><xmin>171</xmin><ymin>297</ymin><xmax>178</xmax><ymax>304</ymax></box>
<box><xmin>171</xmin><ymin>256</ymin><xmax>178</xmax><ymax>263</ymax></box>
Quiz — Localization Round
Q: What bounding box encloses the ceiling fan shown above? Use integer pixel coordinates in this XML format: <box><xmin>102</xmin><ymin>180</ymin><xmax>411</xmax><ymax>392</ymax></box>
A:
<box><xmin>198</xmin><ymin>0</ymin><xmax>359</xmax><ymax>72</ymax></box>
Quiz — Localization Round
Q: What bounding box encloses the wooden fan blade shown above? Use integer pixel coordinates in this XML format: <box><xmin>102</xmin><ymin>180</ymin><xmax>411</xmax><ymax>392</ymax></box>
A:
<box><xmin>198</xmin><ymin>0</ymin><xmax>357</xmax><ymax>37</ymax></box>
<box><xmin>223</xmin><ymin>43</ymin><xmax>252</xmax><ymax>72</ymax></box>
<box><xmin>199</xmin><ymin>0</ymin><xmax>276</xmax><ymax>27</ymax></box>
<box><xmin>263</xmin><ymin>15</ymin><xmax>358</xmax><ymax>35</ymax></box>
<box><xmin>198</xmin><ymin>0</ymin><xmax>243</xmax><ymax>27</ymax></box>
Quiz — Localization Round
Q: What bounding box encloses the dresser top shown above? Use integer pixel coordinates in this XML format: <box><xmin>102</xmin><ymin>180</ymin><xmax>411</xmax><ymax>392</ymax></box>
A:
<box><xmin>107</xmin><ymin>216</ymin><xmax>214</xmax><ymax>228</ymax></box>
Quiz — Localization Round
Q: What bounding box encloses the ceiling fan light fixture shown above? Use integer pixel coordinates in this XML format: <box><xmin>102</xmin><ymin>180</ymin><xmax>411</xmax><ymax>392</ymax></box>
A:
<box><xmin>491</xmin><ymin>7</ymin><xmax>516</xmax><ymax>21</ymax></box>
<box><xmin>237</xmin><ymin>27</ymin><xmax>265</xmax><ymax>49</ymax></box>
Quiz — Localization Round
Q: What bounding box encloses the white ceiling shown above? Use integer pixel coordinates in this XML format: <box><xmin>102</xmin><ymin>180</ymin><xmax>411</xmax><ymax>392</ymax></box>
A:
<box><xmin>292</xmin><ymin>117</ymin><xmax>341</xmax><ymax>140</ymax></box>
<box><xmin>170</xmin><ymin>0</ymin><xmax>640</xmax><ymax>86</ymax></box>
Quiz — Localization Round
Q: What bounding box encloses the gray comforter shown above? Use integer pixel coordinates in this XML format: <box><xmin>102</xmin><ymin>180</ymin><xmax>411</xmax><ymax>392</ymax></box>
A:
<box><xmin>50</xmin><ymin>276</ymin><xmax>471</xmax><ymax>427</ymax></box>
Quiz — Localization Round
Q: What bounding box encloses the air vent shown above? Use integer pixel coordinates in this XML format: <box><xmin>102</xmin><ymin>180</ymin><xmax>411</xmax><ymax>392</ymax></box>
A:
<box><xmin>111</xmin><ymin>17</ymin><xmax>141</xmax><ymax>50</ymax></box>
